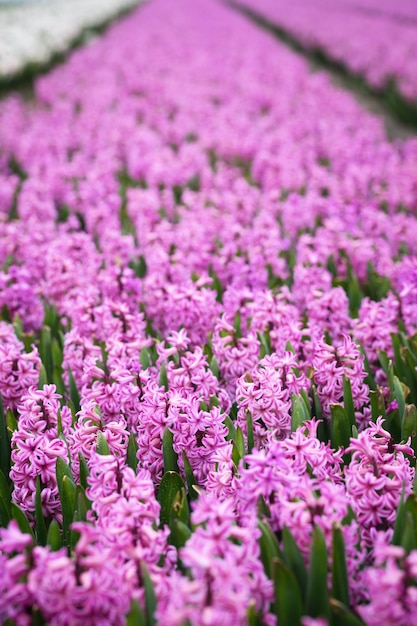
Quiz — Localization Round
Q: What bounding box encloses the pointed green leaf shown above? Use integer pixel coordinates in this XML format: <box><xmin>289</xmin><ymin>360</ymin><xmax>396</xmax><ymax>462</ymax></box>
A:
<box><xmin>38</xmin><ymin>363</ymin><xmax>48</xmax><ymax>389</ymax></box>
<box><xmin>141</xmin><ymin>563</ymin><xmax>156</xmax><ymax>626</ymax></box>
<box><xmin>126</xmin><ymin>599</ymin><xmax>146</xmax><ymax>626</ymax></box>
<box><xmin>306</xmin><ymin>526</ymin><xmax>330</xmax><ymax>620</ymax></box>
<box><xmin>394</xmin><ymin>376</ymin><xmax>406</xmax><ymax>427</ymax></box>
<box><xmin>46</xmin><ymin>519</ymin><xmax>62</xmax><ymax>551</ymax></box>
<box><xmin>140</xmin><ymin>347</ymin><xmax>150</xmax><ymax>370</ymax></box>
<box><xmin>158</xmin><ymin>362</ymin><xmax>169</xmax><ymax>391</ymax></box>
<box><xmin>0</xmin><ymin>468</ymin><xmax>11</xmax><ymax>514</ymax></box>
<box><xmin>56</xmin><ymin>456</ymin><xmax>75</xmax><ymax>485</ymax></box>
<box><xmin>0</xmin><ymin>396</ymin><xmax>11</xmax><ymax>484</ymax></box>
<box><xmin>342</xmin><ymin>376</ymin><xmax>356</xmax><ymax>429</ymax></box>
<box><xmin>162</xmin><ymin>428</ymin><xmax>179</xmax><ymax>473</ymax></box>
<box><xmin>224</xmin><ymin>415</ymin><xmax>236</xmax><ymax>441</ymax></box>
<box><xmin>68</xmin><ymin>368</ymin><xmax>80</xmax><ymax>413</ymax></box>
<box><xmin>157</xmin><ymin>471</ymin><xmax>187</xmax><ymax>528</ymax></box>
<box><xmin>358</xmin><ymin>343</ymin><xmax>376</xmax><ymax>391</ymax></box>
<box><xmin>0</xmin><ymin>495</ymin><xmax>10</xmax><ymax>527</ymax></box>
<box><xmin>300</xmin><ymin>388</ymin><xmax>311</xmax><ymax>418</ymax></box>
<box><xmin>291</xmin><ymin>394</ymin><xmax>307</xmax><ymax>432</ymax></box>
<box><xmin>60</xmin><ymin>475</ymin><xmax>76</xmax><ymax>548</ymax></box>
<box><xmin>392</xmin><ymin>488</ymin><xmax>406</xmax><ymax>546</ymax></box>
<box><xmin>403</xmin><ymin>404</ymin><xmax>417</xmax><ymax>458</ymax></box>
<box><xmin>170</xmin><ymin>518</ymin><xmax>192</xmax><ymax>549</ymax></box>
<box><xmin>282</xmin><ymin>526</ymin><xmax>308</xmax><ymax>600</ymax></box>
<box><xmin>183</xmin><ymin>450</ymin><xmax>198</xmax><ymax>501</ymax></box>
<box><xmin>246</xmin><ymin>411</ymin><xmax>254</xmax><ymax>454</ymax></box>
<box><xmin>330</xmin><ymin>600</ymin><xmax>366</xmax><ymax>625</ymax></box>
<box><xmin>259</xmin><ymin>519</ymin><xmax>282</xmax><ymax>578</ymax></box>
<box><xmin>332</xmin><ymin>526</ymin><xmax>349</xmax><ymax>607</ymax></box>
<box><xmin>209</xmin><ymin>356</ymin><xmax>220</xmax><ymax>379</ymax></box>
<box><xmin>78</xmin><ymin>452</ymin><xmax>90</xmax><ymax>490</ymax></box>
<box><xmin>35</xmin><ymin>477</ymin><xmax>47</xmax><ymax>546</ymax></box>
<box><xmin>11</xmin><ymin>503</ymin><xmax>34</xmax><ymax>538</ymax></box>
<box><xmin>312</xmin><ymin>384</ymin><xmax>323</xmax><ymax>422</ymax></box>
<box><xmin>235</xmin><ymin>426</ymin><xmax>245</xmax><ymax>459</ymax></box>
<box><xmin>127</xmin><ymin>433</ymin><xmax>138</xmax><ymax>472</ymax></box>
<box><xmin>247</xmin><ymin>601</ymin><xmax>262</xmax><ymax>626</ymax></box>
<box><xmin>330</xmin><ymin>404</ymin><xmax>351</xmax><ymax>459</ymax></box>
<box><xmin>272</xmin><ymin>558</ymin><xmax>303</xmax><ymax>626</ymax></box>
<box><xmin>96</xmin><ymin>431</ymin><xmax>111</xmax><ymax>455</ymax></box>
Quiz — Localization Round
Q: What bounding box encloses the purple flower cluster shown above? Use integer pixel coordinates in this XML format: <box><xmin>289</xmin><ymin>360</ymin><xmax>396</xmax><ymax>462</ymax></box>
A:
<box><xmin>0</xmin><ymin>0</ymin><xmax>416</xmax><ymax>624</ymax></box>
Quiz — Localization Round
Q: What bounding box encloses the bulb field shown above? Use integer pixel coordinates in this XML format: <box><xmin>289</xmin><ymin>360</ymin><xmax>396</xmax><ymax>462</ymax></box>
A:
<box><xmin>1</xmin><ymin>0</ymin><xmax>417</xmax><ymax>624</ymax></box>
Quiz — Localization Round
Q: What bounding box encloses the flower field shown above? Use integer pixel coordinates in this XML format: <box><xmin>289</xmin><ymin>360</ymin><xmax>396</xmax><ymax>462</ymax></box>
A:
<box><xmin>1</xmin><ymin>0</ymin><xmax>417</xmax><ymax>624</ymax></box>
<box><xmin>237</xmin><ymin>0</ymin><xmax>417</xmax><ymax>119</ymax></box>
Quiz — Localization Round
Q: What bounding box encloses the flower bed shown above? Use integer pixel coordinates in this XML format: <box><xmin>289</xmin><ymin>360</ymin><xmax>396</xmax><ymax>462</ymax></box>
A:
<box><xmin>0</xmin><ymin>0</ymin><xmax>143</xmax><ymax>82</ymax></box>
<box><xmin>236</xmin><ymin>0</ymin><xmax>417</xmax><ymax>117</ymax></box>
<box><xmin>1</xmin><ymin>0</ymin><xmax>417</xmax><ymax>624</ymax></box>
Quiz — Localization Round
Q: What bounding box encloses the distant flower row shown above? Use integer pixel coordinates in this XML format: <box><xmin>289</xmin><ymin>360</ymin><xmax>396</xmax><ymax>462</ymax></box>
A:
<box><xmin>1</xmin><ymin>0</ymin><xmax>417</xmax><ymax>624</ymax></box>
<box><xmin>239</xmin><ymin>0</ymin><xmax>417</xmax><ymax>105</ymax></box>
<box><xmin>0</xmin><ymin>0</ymin><xmax>142</xmax><ymax>80</ymax></box>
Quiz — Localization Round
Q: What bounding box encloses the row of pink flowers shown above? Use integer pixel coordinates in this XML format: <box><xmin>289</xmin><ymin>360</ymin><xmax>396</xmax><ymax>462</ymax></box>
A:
<box><xmin>238</xmin><ymin>0</ymin><xmax>417</xmax><ymax>102</ymax></box>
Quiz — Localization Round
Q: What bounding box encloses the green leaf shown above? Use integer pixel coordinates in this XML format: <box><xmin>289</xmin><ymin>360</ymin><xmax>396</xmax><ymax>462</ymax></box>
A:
<box><xmin>330</xmin><ymin>404</ymin><xmax>351</xmax><ymax>460</ymax></box>
<box><xmin>247</xmin><ymin>601</ymin><xmax>262</xmax><ymax>626</ymax></box>
<box><xmin>342</xmin><ymin>376</ymin><xmax>356</xmax><ymax>429</ymax></box>
<box><xmin>158</xmin><ymin>362</ymin><xmax>169</xmax><ymax>391</ymax></box>
<box><xmin>46</xmin><ymin>519</ymin><xmax>62</xmax><ymax>551</ymax></box>
<box><xmin>259</xmin><ymin>519</ymin><xmax>282</xmax><ymax>578</ymax></box>
<box><xmin>392</xmin><ymin>488</ymin><xmax>406</xmax><ymax>546</ymax></box>
<box><xmin>234</xmin><ymin>426</ymin><xmax>245</xmax><ymax>459</ymax></box>
<box><xmin>306</xmin><ymin>526</ymin><xmax>330</xmax><ymax>620</ymax></box>
<box><xmin>224</xmin><ymin>415</ymin><xmax>236</xmax><ymax>441</ymax></box>
<box><xmin>300</xmin><ymin>388</ymin><xmax>311</xmax><ymax>418</ymax></box>
<box><xmin>157</xmin><ymin>471</ymin><xmax>187</xmax><ymax>528</ymax></box>
<box><xmin>312</xmin><ymin>384</ymin><xmax>323</xmax><ymax>422</ymax></box>
<box><xmin>291</xmin><ymin>394</ymin><xmax>307</xmax><ymax>432</ymax></box>
<box><xmin>11</xmin><ymin>503</ymin><xmax>34</xmax><ymax>538</ymax></box>
<box><xmin>282</xmin><ymin>526</ymin><xmax>308</xmax><ymax>600</ymax></box>
<box><xmin>0</xmin><ymin>494</ymin><xmax>11</xmax><ymax>527</ymax></box>
<box><xmin>38</xmin><ymin>363</ymin><xmax>48</xmax><ymax>389</ymax></box>
<box><xmin>246</xmin><ymin>411</ymin><xmax>254</xmax><ymax>455</ymax></box>
<box><xmin>78</xmin><ymin>452</ymin><xmax>90</xmax><ymax>490</ymax></box>
<box><xmin>56</xmin><ymin>456</ymin><xmax>74</xmax><ymax>484</ymax></box>
<box><xmin>127</xmin><ymin>433</ymin><xmax>139</xmax><ymax>472</ymax></box>
<box><xmin>332</xmin><ymin>526</ymin><xmax>349</xmax><ymax>607</ymax></box>
<box><xmin>56</xmin><ymin>458</ymin><xmax>76</xmax><ymax>549</ymax></box>
<box><xmin>61</xmin><ymin>475</ymin><xmax>76</xmax><ymax>548</ymax></box>
<box><xmin>141</xmin><ymin>563</ymin><xmax>156</xmax><ymax>626</ymax></box>
<box><xmin>330</xmin><ymin>600</ymin><xmax>366</xmax><ymax>625</ymax></box>
<box><xmin>68</xmin><ymin>368</ymin><xmax>81</xmax><ymax>413</ymax></box>
<box><xmin>0</xmin><ymin>468</ymin><xmax>11</xmax><ymax>515</ymax></box>
<box><xmin>96</xmin><ymin>431</ymin><xmax>111</xmax><ymax>455</ymax></box>
<box><xmin>139</xmin><ymin>347</ymin><xmax>150</xmax><ymax>370</ymax></box>
<box><xmin>209</xmin><ymin>356</ymin><xmax>220</xmax><ymax>379</ymax></box>
<box><xmin>170</xmin><ymin>518</ymin><xmax>192</xmax><ymax>549</ymax></box>
<box><xmin>377</xmin><ymin>350</ymin><xmax>390</xmax><ymax>376</ymax></box>
<box><xmin>403</xmin><ymin>404</ymin><xmax>417</xmax><ymax>458</ymax></box>
<box><xmin>182</xmin><ymin>451</ymin><xmax>198</xmax><ymax>501</ymax></box>
<box><xmin>394</xmin><ymin>376</ymin><xmax>406</xmax><ymax>427</ymax></box>
<box><xmin>0</xmin><ymin>396</ymin><xmax>11</xmax><ymax>485</ymax></box>
<box><xmin>162</xmin><ymin>428</ymin><xmax>179</xmax><ymax>473</ymax></box>
<box><xmin>126</xmin><ymin>599</ymin><xmax>146</xmax><ymax>626</ymax></box>
<box><xmin>233</xmin><ymin>311</ymin><xmax>242</xmax><ymax>339</ymax></box>
<box><xmin>358</xmin><ymin>343</ymin><xmax>376</xmax><ymax>391</ymax></box>
<box><xmin>39</xmin><ymin>326</ymin><xmax>53</xmax><ymax>380</ymax></box>
<box><xmin>35</xmin><ymin>477</ymin><xmax>48</xmax><ymax>546</ymax></box>
<box><xmin>272</xmin><ymin>558</ymin><xmax>303</xmax><ymax>626</ymax></box>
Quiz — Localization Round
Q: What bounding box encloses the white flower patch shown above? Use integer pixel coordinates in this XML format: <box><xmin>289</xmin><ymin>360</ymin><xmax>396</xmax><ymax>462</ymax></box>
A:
<box><xmin>0</xmin><ymin>0</ymin><xmax>143</xmax><ymax>80</ymax></box>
